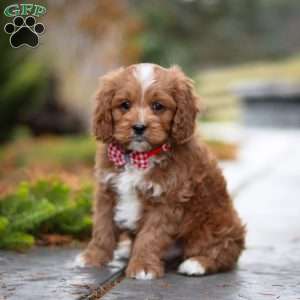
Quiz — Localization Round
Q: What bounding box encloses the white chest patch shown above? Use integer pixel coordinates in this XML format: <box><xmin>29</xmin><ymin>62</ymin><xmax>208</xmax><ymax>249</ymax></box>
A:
<box><xmin>101</xmin><ymin>165</ymin><xmax>162</xmax><ymax>231</ymax></box>
<box><xmin>112</xmin><ymin>166</ymin><xmax>146</xmax><ymax>230</ymax></box>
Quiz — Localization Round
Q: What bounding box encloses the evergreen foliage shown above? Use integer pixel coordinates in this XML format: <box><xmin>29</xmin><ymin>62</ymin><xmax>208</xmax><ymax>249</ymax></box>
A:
<box><xmin>0</xmin><ymin>179</ymin><xmax>92</xmax><ymax>250</ymax></box>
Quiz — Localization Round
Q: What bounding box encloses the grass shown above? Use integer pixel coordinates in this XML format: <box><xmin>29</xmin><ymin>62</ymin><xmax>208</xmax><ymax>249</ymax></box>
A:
<box><xmin>0</xmin><ymin>134</ymin><xmax>95</xmax><ymax>196</ymax></box>
<box><xmin>0</xmin><ymin>135</ymin><xmax>95</xmax><ymax>169</ymax></box>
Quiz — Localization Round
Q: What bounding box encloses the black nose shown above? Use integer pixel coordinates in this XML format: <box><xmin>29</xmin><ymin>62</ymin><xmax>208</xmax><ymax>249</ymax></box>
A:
<box><xmin>132</xmin><ymin>123</ymin><xmax>146</xmax><ymax>135</ymax></box>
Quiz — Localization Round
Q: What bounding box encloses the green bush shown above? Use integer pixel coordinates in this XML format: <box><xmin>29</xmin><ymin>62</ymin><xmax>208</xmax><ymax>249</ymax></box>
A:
<box><xmin>0</xmin><ymin>179</ymin><xmax>92</xmax><ymax>250</ymax></box>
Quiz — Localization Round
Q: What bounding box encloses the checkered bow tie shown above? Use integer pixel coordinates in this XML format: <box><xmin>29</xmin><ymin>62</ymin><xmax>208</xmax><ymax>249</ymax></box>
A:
<box><xmin>108</xmin><ymin>142</ymin><xmax>171</xmax><ymax>169</ymax></box>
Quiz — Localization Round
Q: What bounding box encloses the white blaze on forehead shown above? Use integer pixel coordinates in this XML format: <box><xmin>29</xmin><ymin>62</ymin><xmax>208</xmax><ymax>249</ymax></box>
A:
<box><xmin>133</xmin><ymin>63</ymin><xmax>155</xmax><ymax>93</ymax></box>
<box><xmin>133</xmin><ymin>64</ymin><xmax>155</xmax><ymax>123</ymax></box>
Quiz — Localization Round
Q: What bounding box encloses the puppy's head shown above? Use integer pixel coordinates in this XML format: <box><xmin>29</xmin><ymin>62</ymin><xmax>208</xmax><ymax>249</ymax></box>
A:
<box><xmin>93</xmin><ymin>63</ymin><xmax>199</xmax><ymax>151</ymax></box>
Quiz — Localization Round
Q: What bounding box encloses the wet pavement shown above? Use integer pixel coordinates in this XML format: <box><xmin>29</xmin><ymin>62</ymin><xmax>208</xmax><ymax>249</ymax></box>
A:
<box><xmin>0</xmin><ymin>247</ymin><xmax>121</xmax><ymax>300</ymax></box>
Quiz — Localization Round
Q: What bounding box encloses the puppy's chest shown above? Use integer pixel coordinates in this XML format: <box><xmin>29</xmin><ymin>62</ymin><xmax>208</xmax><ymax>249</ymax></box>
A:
<box><xmin>108</xmin><ymin>166</ymin><xmax>162</xmax><ymax>231</ymax></box>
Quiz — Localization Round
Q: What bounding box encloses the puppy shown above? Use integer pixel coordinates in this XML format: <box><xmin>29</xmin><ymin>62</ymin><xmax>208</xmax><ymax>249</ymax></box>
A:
<box><xmin>78</xmin><ymin>63</ymin><xmax>245</xmax><ymax>280</ymax></box>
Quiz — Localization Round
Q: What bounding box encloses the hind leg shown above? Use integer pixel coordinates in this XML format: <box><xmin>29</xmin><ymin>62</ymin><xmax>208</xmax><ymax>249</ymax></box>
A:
<box><xmin>178</xmin><ymin>226</ymin><xmax>245</xmax><ymax>276</ymax></box>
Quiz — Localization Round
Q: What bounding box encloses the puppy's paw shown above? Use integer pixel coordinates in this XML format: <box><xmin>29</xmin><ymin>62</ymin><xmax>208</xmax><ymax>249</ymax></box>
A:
<box><xmin>107</xmin><ymin>239</ymin><xmax>132</xmax><ymax>270</ymax></box>
<box><xmin>107</xmin><ymin>259</ymin><xmax>127</xmax><ymax>270</ymax></box>
<box><xmin>112</xmin><ymin>239</ymin><xmax>131</xmax><ymax>261</ymax></box>
<box><xmin>131</xmin><ymin>270</ymin><xmax>155</xmax><ymax>280</ymax></box>
<box><xmin>74</xmin><ymin>248</ymin><xmax>111</xmax><ymax>268</ymax></box>
<box><xmin>178</xmin><ymin>258</ymin><xmax>206</xmax><ymax>276</ymax></box>
<box><xmin>73</xmin><ymin>253</ymin><xmax>88</xmax><ymax>268</ymax></box>
<box><xmin>126</xmin><ymin>261</ymin><xmax>164</xmax><ymax>280</ymax></box>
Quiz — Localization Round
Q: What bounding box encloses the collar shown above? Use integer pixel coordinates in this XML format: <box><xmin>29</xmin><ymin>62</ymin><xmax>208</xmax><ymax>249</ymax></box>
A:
<box><xmin>108</xmin><ymin>142</ymin><xmax>171</xmax><ymax>169</ymax></box>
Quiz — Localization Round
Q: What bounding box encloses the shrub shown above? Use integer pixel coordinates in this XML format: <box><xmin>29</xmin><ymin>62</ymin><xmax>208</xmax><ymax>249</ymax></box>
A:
<box><xmin>0</xmin><ymin>179</ymin><xmax>92</xmax><ymax>250</ymax></box>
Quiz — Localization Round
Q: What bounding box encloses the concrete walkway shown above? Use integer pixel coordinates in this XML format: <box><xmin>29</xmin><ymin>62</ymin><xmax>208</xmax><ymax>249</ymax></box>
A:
<box><xmin>1</xmin><ymin>128</ymin><xmax>300</xmax><ymax>300</ymax></box>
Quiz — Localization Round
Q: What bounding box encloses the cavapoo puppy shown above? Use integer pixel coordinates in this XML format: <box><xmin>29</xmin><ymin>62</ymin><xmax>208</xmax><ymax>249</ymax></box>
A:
<box><xmin>77</xmin><ymin>63</ymin><xmax>245</xmax><ymax>280</ymax></box>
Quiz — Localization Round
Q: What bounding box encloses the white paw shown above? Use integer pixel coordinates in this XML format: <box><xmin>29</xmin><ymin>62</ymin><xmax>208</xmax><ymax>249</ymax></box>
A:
<box><xmin>178</xmin><ymin>258</ymin><xmax>206</xmax><ymax>276</ymax></box>
<box><xmin>107</xmin><ymin>240</ymin><xmax>131</xmax><ymax>270</ymax></box>
<box><xmin>73</xmin><ymin>253</ymin><xmax>87</xmax><ymax>268</ymax></box>
<box><xmin>133</xmin><ymin>270</ymin><xmax>155</xmax><ymax>280</ymax></box>
<box><xmin>113</xmin><ymin>240</ymin><xmax>131</xmax><ymax>260</ymax></box>
<box><xmin>107</xmin><ymin>259</ymin><xmax>126</xmax><ymax>270</ymax></box>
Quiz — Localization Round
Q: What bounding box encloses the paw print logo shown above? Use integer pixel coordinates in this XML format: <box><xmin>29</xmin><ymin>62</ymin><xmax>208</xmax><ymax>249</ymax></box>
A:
<box><xmin>4</xmin><ymin>16</ymin><xmax>45</xmax><ymax>48</ymax></box>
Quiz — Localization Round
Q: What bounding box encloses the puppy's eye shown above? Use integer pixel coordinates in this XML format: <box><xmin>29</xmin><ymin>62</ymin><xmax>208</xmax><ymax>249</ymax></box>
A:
<box><xmin>120</xmin><ymin>100</ymin><xmax>131</xmax><ymax>111</ymax></box>
<box><xmin>151</xmin><ymin>101</ymin><xmax>165</xmax><ymax>112</ymax></box>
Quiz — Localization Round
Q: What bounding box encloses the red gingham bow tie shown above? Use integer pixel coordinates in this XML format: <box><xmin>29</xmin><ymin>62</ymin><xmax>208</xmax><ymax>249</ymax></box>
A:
<box><xmin>108</xmin><ymin>142</ymin><xmax>171</xmax><ymax>169</ymax></box>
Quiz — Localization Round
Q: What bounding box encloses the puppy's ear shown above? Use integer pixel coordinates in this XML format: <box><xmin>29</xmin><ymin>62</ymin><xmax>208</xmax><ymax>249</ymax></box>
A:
<box><xmin>170</xmin><ymin>66</ymin><xmax>200</xmax><ymax>144</ymax></box>
<box><xmin>92</xmin><ymin>68</ymin><xmax>123</xmax><ymax>142</ymax></box>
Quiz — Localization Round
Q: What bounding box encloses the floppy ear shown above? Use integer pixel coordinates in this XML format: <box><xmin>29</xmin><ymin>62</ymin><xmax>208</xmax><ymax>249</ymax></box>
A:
<box><xmin>170</xmin><ymin>66</ymin><xmax>200</xmax><ymax>144</ymax></box>
<box><xmin>92</xmin><ymin>68</ymin><xmax>123</xmax><ymax>143</ymax></box>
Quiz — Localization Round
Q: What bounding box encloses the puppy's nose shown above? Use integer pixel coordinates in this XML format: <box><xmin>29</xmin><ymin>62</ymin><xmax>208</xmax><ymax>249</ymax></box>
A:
<box><xmin>132</xmin><ymin>123</ymin><xmax>147</xmax><ymax>135</ymax></box>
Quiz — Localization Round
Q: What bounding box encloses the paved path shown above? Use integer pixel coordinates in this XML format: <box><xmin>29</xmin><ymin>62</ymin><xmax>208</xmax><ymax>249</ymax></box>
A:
<box><xmin>1</xmin><ymin>128</ymin><xmax>300</xmax><ymax>299</ymax></box>
<box><xmin>0</xmin><ymin>247</ymin><xmax>121</xmax><ymax>300</ymax></box>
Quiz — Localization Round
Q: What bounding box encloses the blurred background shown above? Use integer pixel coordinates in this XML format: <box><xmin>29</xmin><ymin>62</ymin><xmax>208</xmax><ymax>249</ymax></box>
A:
<box><xmin>0</xmin><ymin>0</ymin><xmax>300</xmax><ymax>250</ymax></box>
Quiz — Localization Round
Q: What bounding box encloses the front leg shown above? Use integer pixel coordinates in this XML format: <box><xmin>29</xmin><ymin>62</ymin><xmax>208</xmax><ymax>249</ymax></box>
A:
<box><xmin>126</xmin><ymin>205</ymin><xmax>182</xmax><ymax>279</ymax></box>
<box><xmin>78</xmin><ymin>185</ymin><xmax>117</xmax><ymax>267</ymax></box>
